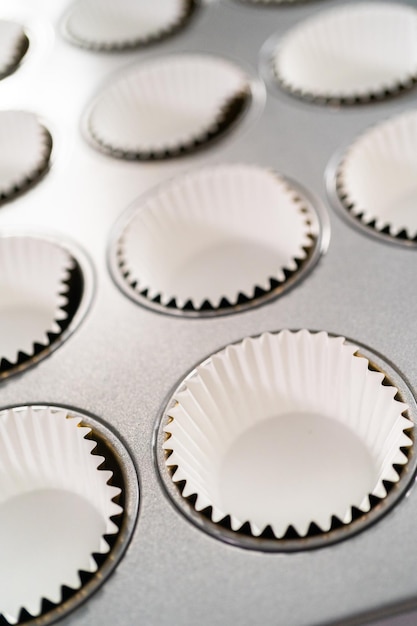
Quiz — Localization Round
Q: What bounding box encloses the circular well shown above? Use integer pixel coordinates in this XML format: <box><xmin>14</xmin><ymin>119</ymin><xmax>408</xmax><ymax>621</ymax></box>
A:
<box><xmin>270</xmin><ymin>2</ymin><xmax>417</xmax><ymax>105</ymax></box>
<box><xmin>0</xmin><ymin>111</ymin><xmax>52</xmax><ymax>205</ymax></box>
<box><xmin>83</xmin><ymin>53</ymin><xmax>258</xmax><ymax>161</ymax></box>
<box><xmin>62</xmin><ymin>0</ymin><xmax>197</xmax><ymax>51</ymax></box>
<box><xmin>0</xmin><ymin>232</ymin><xmax>94</xmax><ymax>381</ymax></box>
<box><xmin>155</xmin><ymin>330</ymin><xmax>416</xmax><ymax>551</ymax></box>
<box><xmin>0</xmin><ymin>404</ymin><xmax>139</xmax><ymax>625</ymax></box>
<box><xmin>0</xmin><ymin>20</ymin><xmax>29</xmax><ymax>80</ymax></box>
<box><xmin>109</xmin><ymin>164</ymin><xmax>329</xmax><ymax>317</ymax></box>
<box><xmin>326</xmin><ymin>110</ymin><xmax>417</xmax><ymax>247</ymax></box>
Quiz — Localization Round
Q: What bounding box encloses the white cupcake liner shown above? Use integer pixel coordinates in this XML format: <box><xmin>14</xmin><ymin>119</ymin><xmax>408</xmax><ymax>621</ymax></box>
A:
<box><xmin>87</xmin><ymin>54</ymin><xmax>250</xmax><ymax>159</ymax></box>
<box><xmin>117</xmin><ymin>164</ymin><xmax>317</xmax><ymax>311</ymax></box>
<box><xmin>0</xmin><ymin>20</ymin><xmax>29</xmax><ymax>79</ymax></box>
<box><xmin>336</xmin><ymin>110</ymin><xmax>417</xmax><ymax>241</ymax></box>
<box><xmin>0</xmin><ymin>405</ymin><xmax>122</xmax><ymax>623</ymax></box>
<box><xmin>64</xmin><ymin>0</ymin><xmax>196</xmax><ymax>51</ymax></box>
<box><xmin>273</xmin><ymin>2</ymin><xmax>417</xmax><ymax>103</ymax></box>
<box><xmin>163</xmin><ymin>330</ymin><xmax>413</xmax><ymax>539</ymax></box>
<box><xmin>0</xmin><ymin>236</ymin><xmax>74</xmax><ymax>366</ymax></box>
<box><xmin>0</xmin><ymin>111</ymin><xmax>52</xmax><ymax>202</ymax></box>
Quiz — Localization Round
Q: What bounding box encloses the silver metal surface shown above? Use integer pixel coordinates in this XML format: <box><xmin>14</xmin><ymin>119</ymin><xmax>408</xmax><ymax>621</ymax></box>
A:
<box><xmin>1</xmin><ymin>0</ymin><xmax>417</xmax><ymax>624</ymax></box>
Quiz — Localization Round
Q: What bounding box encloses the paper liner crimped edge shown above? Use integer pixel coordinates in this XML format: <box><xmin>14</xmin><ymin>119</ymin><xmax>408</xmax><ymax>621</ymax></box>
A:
<box><xmin>85</xmin><ymin>55</ymin><xmax>251</xmax><ymax>161</ymax></box>
<box><xmin>161</xmin><ymin>330</ymin><xmax>414</xmax><ymax>541</ymax></box>
<box><xmin>335</xmin><ymin>111</ymin><xmax>417</xmax><ymax>242</ymax></box>
<box><xmin>115</xmin><ymin>165</ymin><xmax>318</xmax><ymax>312</ymax></box>
<box><xmin>0</xmin><ymin>20</ymin><xmax>29</xmax><ymax>80</ymax></box>
<box><xmin>0</xmin><ymin>237</ymin><xmax>75</xmax><ymax>368</ymax></box>
<box><xmin>271</xmin><ymin>3</ymin><xmax>417</xmax><ymax>106</ymax></box>
<box><xmin>0</xmin><ymin>405</ymin><xmax>125</xmax><ymax>624</ymax></box>
<box><xmin>63</xmin><ymin>0</ymin><xmax>197</xmax><ymax>52</ymax></box>
<box><xmin>0</xmin><ymin>111</ymin><xmax>53</xmax><ymax>204</ymax></box>
<box><xmin>0</xmin><ymin>232</ymin><xmax>94</xmax><ymax>381</ymax></box>
<box><xmin>88</xmin><ymin>88</ymin><xmax>250</xmax><ymax>161</ymax></box>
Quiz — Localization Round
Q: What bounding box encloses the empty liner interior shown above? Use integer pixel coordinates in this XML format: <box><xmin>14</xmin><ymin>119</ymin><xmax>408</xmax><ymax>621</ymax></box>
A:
<box><xmin>64</xmin><ymin>0</ymin><xmax>195</xmax><ymax>50</ymax></box>
<box><xmin>0</xmin><ymin>406</ymin><xmax>123</xmax><ymax>624</ymax></box>
<box><xmin>163</xmin><ymin>330</ymin><xmax>413</xmax><ymax>539</ymax></box>
<box><xmin>117</xmin><ymin>164</ymin><xmax>317</xmax><ymax>311</ymax></box>
<box><xmin>0</xmin><ymin>111</ymin><xmax>52</xmax><ymax>203</ymax></box>
<box><xmin>273</xmin><ymin>2</ymin><xmax>417</xmax><ymax>103</ymax></box>
<box><xmin>0</xmin><ymin>236</ymin><xmax>83</xmax><ymax>375</ymax></box>
<box><xmin>87</xmin><ymin>54</ymin><xmax>250</xmax><ymax>159</ymax></box>
<box><xmin>336</xmin><ymin>110</ymin><xmax>417</xmax><ymax>241</ymax></box>
<box><xmin>0</xmin><ymin>20</ymin><xmax>29</xmax><ymax>79</ymax></box>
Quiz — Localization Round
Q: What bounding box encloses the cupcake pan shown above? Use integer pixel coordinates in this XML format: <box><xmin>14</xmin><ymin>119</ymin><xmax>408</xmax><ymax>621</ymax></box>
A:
<box><xmin>111</xmin><ymin>164</ymin><xmax>326</xmax><ymax>314</ymax></box>
<box><xmin>0</xmin><ymin>20</ymin><xmax>29</xmax><ymax>80</ymax></box>
<box><xmin>63</xmin><ymin>0</ymin><xmax>196</xmax><ymax>51</ymax></box>
<box><xmin>0</xmin><ymin>111</ymin><xmax>52</xmax><ymax>203</ymax></box>
<box><xmin>272</xmin><ymin>2</ymin><xmax>417</xmax><ymax>104</ymax></box>
<box><xmin>85</xmin><ymin>54</ymin><xmax>251</xmax><ymax>159</ymax></box>
<box><xmin>3</xmin><ymin>0</ymin><xmax>417</xmax><ymax>625</ymax></box>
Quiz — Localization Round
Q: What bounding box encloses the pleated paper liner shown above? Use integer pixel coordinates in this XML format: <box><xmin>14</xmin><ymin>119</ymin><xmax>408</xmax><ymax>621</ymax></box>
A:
<box><xmin>335</xmin><ymin>110</ymin><xmax>417</xmax><ymax>244</ymax></box>
<box><xmin>0</xmin><ymin>406</ymin><xmax>128</xmax><ymax>625</ymax></box>
<box><xmin>0</xmin><ymin>20</ymin><xmax>29</xmax><ymax>80</ymax></box>
<box><xmin>63</xmin><ymin>0</ymin><xmax>197</xmax><ymax>51</ymax></box>
<box><xmin>0</xmin><ymin>236</ymin><xmax>85</xmax><ymax>380</ymax></box>
<box><xmin>0</xmin><ymin>111</ymin><xmax>53</xmax><ymax>205</ymax></box>
<box><xmin>86</xmin><ymin>54</ymin><xmax>251</xmax><ymax>160</ymax></box>
<box><xmin>161</xmin><ymin>331</ymin><xmax>413</xmax><ymax>547</ymax></box>
<box><xmin>114</xmin><ymin>164</ymin><xmax>320</xmax><ymax>315</ymax></box>
<box><xmin>272</xmin><ymin>2</ymin><xmax>417</xmax><ymax>105</ymax></box>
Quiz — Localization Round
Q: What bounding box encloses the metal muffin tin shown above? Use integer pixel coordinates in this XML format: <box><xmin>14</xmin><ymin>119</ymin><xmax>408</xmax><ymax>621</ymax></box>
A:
<box><xmin>1</xmin><ymin>0</ymin><xmax>417</xmax><ymax>624</ymax></box>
